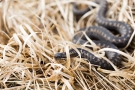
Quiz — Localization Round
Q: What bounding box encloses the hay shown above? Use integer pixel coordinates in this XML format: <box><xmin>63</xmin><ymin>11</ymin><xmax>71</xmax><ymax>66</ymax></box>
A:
<box><xmin>0</xmin><ymin>0</ymin><xmax>135</xmax><ymax>89</ymax></box>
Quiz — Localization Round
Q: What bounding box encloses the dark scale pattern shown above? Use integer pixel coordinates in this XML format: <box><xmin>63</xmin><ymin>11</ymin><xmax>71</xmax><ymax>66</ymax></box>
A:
<box><xmin>54</xmin><ymin>0</ymin><xmax>133</xmax><ymax>70</ymax></box>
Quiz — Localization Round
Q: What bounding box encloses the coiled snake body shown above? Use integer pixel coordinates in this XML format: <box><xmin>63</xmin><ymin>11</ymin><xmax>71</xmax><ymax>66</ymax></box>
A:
<box><xmin>54</xmin><ymin>0</ymin><xmax>133</xmax><ymax>70</ymax></box>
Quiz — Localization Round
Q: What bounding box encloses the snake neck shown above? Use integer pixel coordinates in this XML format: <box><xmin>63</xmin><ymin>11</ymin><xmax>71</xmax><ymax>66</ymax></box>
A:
<box><xmin>95</xmin><ymin>0</ymin><xmax>108</xmax><ymax>20</ymax></box>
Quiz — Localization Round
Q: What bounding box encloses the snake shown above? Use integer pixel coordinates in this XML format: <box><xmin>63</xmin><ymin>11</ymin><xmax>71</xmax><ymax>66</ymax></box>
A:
<box><xmin>54</xmin><ymin>0</ymin><xmax>133</xmax><ymax>70</ymax></box>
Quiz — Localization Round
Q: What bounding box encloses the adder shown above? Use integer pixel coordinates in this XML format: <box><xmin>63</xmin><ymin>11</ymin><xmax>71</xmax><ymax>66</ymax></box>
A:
<box><xmin>54</xmin><ymin>0</ymin><xmax>133</xmax><ymax>70</ymax></box>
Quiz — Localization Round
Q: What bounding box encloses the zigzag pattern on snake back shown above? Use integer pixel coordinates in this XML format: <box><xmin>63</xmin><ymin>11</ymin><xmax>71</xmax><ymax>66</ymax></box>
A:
<box><xmin>54</xmin><ymin>0</ymin><xmax>133</xmax><ymax>70</ymax></box>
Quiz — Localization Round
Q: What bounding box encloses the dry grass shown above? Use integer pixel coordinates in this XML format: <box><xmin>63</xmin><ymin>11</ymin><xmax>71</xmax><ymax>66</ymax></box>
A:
<box><xmin>0</xmin><ymin>0</ymin><xmax>135</xmax><ymax>89</ymax></box>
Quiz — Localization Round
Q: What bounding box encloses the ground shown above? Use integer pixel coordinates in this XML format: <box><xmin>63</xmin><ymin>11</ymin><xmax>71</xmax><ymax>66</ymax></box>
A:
<box><xmin>0</xmin><ymin>0</ymin><xmax>135</xmax><ymax>89</ymax></box>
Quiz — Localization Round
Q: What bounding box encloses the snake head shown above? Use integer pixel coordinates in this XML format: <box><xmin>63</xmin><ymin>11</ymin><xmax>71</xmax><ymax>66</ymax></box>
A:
<box><xmin>54</xmin><ymin>48</ymin><xmax>79</xmax><ymax>59</ymax></box>
<box><xmin>54</xmin><ymin>52</ymin><xmax>67</xmax><ymax>59</ymax></box>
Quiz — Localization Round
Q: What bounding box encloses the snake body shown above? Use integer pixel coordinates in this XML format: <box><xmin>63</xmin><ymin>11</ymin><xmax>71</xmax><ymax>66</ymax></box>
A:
<box><xmin>54</xmin><ymin>0</ymin><xmax>133</xmax><ymax>70</ymax></box>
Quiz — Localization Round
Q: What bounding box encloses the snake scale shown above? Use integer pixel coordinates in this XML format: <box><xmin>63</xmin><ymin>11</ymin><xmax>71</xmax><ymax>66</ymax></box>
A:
<box><xmin>54</xmin><ymin>0</ymin><xmax>133</xmax><ymax>70</ymax></box>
